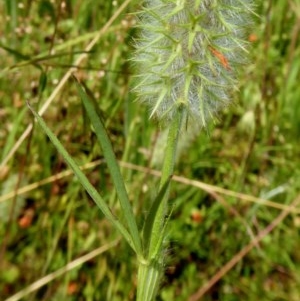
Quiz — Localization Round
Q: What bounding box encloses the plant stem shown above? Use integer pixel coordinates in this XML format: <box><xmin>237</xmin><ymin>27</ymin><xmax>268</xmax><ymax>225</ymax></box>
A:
<box><xmin>149</xmin><ymin>112</ymin><xmax>183</xmax><ymax>257</ymax></box>
<box><xmin>136</xmin><ymin>110</ymin><xmax>183</xmax><ymax>301</ymax></box>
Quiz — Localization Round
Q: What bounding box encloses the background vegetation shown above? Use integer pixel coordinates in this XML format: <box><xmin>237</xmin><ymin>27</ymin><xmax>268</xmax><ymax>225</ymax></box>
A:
<box><xmin>0</xmin><ymin>0</ymin><xmax>300</xmax><ymax>300</ymax></box>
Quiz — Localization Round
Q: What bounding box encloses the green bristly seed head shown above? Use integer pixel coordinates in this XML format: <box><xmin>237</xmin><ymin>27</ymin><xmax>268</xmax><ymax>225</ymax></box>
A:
<box><xmin>132</xmin><ymin>0</ymin><xmax>254</xmax><ymax>127</ymax></box>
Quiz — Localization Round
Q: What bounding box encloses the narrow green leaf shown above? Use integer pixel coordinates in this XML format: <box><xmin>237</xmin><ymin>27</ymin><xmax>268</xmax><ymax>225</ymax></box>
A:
<box><xmin>0</xmin><ymin>43</ymin><xmax>30</xmax><ymax>60</ymax></box>
<box><xmin>27</xmin><ymin>102</ymin><xmax>136</xmax><ymax>252</ymax></box>
<box><xmin>73</xmin><ymin>76</ymin><xmax>143</xmax><ymax>256</ymax></box>
<box><xmin>38</xmin><ymin>71</ymin><xmax>47</xmax><ymax>94</ymax></box>
<box><xmin>0</xmin><ymin>43</ymin><xmax>43</xmax><ymax>71</ymax></box>
<box><xmin>142</xmin><ymin>177</ymin><xmax>171</xmax><ymax>255</ymax></box>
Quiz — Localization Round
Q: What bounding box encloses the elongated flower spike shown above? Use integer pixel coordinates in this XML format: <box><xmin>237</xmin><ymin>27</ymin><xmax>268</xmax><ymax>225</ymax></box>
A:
<box><xmin>132</xmin><ymin>0</ymin><xmax>254</xmax><ymax>127</ymax></box>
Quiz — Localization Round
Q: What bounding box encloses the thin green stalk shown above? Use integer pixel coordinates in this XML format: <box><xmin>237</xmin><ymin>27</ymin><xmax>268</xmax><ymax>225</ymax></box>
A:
<box><xmin>137</xmin><ymin>110</ymin><xmax>183</xmax><ymax>301</ymax></box>
<box><xmin>137</xmin><ymin>259</ymin><xmax>161</xmax><ymax>301</ymax></box>
<box><xmin>148</xmin><ymin>111</ymin><xmax>183</xmax><ymax>258</ymax></box>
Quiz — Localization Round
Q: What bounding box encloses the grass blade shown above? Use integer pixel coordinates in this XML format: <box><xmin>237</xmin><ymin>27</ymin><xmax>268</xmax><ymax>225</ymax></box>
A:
<box><xmin>27</xmin><ymin>102</ymin><xmax>136</xmax><ymax>252</ymax></box>
<box><xmin>73</xmin><ymin>77</ymin><xmax>143</xmax><ymax>256</ymax></box>
<box><xmin>142</xmin><ymin>177</ymin><xmax>171</xmax><ymax>255</ymax></box>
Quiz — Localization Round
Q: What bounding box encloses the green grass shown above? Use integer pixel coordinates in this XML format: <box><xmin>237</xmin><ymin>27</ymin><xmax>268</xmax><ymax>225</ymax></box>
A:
<box><xmin>1</xmin><ymin>0</ymin><xmax>300</xmax><ymax>300</ymax></box>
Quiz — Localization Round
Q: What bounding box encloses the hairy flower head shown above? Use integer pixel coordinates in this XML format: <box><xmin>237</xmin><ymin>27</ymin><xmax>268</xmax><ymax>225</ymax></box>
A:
<box><xmin>132</xmin><ymin>0</ymin><xmax>254</xmax><ymax>126</ymax></box>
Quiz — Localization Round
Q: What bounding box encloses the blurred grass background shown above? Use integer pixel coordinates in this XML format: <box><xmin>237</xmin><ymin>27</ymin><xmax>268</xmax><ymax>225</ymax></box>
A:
<box><xmin>0</xmin><ymin>0</ymin><xmax>300</xmax><ymax>300</ymax></box>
